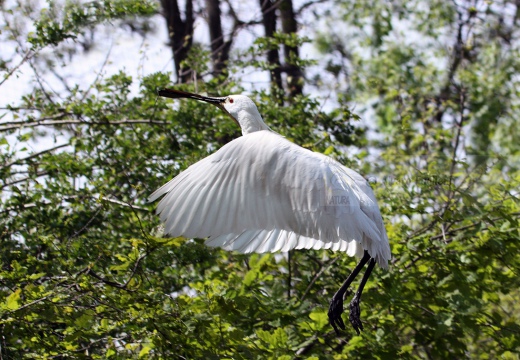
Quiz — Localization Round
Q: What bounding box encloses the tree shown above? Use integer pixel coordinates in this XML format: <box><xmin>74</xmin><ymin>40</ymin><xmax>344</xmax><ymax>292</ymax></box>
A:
<box><xmin>279</xmin><ymin>0</ymin><xmax>304</xmax><ymax>97</ymax></box>
<box><xmin>205</xmin><ymin>0</ymin><xmax>234</xmax><ymax>78</ymax></box>
<box><xmin>258</xmin><ymin>0</ymin><xmax>283</xmax><ymax>92</ymax></box>
<box><xmin>160</xmin><ymin>0</ymin><xmax>195</xmax><ymax>83</ymax></box>
<box><xmin>1</xmin><ymin>0</ymin><xmax>519</xmax><ymax>358</ymax></box>
<box><xmin>313</xmin><ymin>0</ymin><xmax>520</xmax><ymax>356</ymax></box>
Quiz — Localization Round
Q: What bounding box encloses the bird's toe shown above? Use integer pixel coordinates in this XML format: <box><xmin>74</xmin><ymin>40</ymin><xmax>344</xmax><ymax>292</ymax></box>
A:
<box><xmin>328</xmin><ymin>296</ymin><xmax>346</xmax><ymax>334</ymax></box>
<box><xmin>348</xmin><ymin>295</ymin><xmax>364</xmax><ymax>334</ymax></box>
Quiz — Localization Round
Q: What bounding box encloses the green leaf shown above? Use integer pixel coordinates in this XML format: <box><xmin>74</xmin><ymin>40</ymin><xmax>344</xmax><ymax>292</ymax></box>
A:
<box><xmin>309</xmin><ymin>310</ymin><xmax>328</xmax><ymax>329</ymax></box>
<box><xmin>139</xmin><ymin>344</ymin><xmax>153</xmax><ymax>358</ymax></box>
<box><xmin>5</xmin><ymin>289</ymin><xmax>21</xmax><ymax>311</ymax></box>
<box><xmin>28</xmin><ymin>272</ymin><xmax>46</xmax><ymax>280</ymax></box>
<box><xmin>106</xmin><ymin>348</ymin><xmax>116</xmax><ymax>358</ymax></box>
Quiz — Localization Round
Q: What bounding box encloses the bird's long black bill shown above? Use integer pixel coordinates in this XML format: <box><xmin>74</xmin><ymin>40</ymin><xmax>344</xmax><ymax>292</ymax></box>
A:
<box><xmin>158</xmin><ymin>88</ymin><xmax>225</xmax><ymax>105</ymax></box>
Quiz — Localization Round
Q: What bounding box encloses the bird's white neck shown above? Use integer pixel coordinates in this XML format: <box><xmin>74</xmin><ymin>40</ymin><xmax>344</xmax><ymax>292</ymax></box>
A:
<box><xmin>236</xmin><ymin>109</ymin><xmax>270</xmax><ymax>135</ymax></box>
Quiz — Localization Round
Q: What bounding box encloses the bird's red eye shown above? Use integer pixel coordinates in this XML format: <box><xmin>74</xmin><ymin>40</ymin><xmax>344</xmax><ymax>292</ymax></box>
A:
<box><xmin>229</xmin><ymin>98</ymin><xmax>234</xmax><ymax>103</ymax></box>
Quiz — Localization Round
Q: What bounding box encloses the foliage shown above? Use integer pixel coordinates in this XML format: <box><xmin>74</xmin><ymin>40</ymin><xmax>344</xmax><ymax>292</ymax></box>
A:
<box><xmin>28</xmin><ymin>0</ymin><xmax>157</xmax><ymax>48</ymax></box>
<box><xmin>1</xmin><ymin>0</ymin><xmax>519</xmax><ymax>359</ymax></box>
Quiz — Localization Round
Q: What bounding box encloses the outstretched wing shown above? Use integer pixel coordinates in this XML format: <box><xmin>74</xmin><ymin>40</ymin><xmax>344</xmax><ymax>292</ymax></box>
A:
<box><xmin>149</xmin><ymin>131</ymin><xmax>390</xmax><ymax>268</ymax></box>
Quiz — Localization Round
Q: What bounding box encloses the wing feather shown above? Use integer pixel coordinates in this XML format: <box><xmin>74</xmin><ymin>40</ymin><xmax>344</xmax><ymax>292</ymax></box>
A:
<box><xmin>150</xmin><ymin>131</ymin><xmax>391</xmax><ymax>267</ymax></box>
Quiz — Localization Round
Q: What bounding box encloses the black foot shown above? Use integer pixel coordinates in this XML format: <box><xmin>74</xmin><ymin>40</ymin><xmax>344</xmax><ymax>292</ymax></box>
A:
<box><xmin>328</xmin><ymin>295</ymin><xmax>346</xmax><ymax>335</ymax></box>
<box><xmin>349</xmin><ymin>294</ymin><xmax>364</xmax><ymax>334</ymax></box>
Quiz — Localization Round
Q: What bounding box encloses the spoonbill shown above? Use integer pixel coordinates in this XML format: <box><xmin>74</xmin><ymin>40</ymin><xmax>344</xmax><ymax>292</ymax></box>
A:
<box><xmin>150</xmin><ymin>88</ymin><xmax>391</xmax><ymax>334</ymax></box>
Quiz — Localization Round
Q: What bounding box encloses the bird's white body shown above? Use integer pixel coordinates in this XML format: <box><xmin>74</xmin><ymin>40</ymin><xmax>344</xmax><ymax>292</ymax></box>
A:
<box><xmin>150</xmin><ymin>112</ymin><xmax>391</xmax><ymax>267</ymax></box>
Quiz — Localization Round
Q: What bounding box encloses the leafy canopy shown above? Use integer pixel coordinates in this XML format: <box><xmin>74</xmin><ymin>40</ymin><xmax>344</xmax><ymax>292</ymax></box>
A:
<box><xmin>1</xmin><ymin>0</ymin><xmax>519</xmax><ymax>358</ymax></box>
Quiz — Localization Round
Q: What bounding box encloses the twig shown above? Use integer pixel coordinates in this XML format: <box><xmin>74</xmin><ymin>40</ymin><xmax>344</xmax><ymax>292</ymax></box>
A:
<box><xmin>430</xmin><ymin>211</ymin><xmax>520</xmax><ymax>241</ymax></box>
<box><xmin>67</xmin><ymin>207</ymin><xmax>103</xmax><ymax>240</ymax></box>
<box><xmin>0</xmin><ymin>195</ymin><xmax>150</xmax><ymax>214</ymax></box>
<box><xmin>80</xmin><ymin>43</ymin><xmax>113</xmax><ymax>102</ymax></box>
<box><xmin>0</xmin><ymin>119</ymin><xmax>169</xmax><ymax>132</ymax></box>
<box><xmin>2</xmin><ymin>143</ymin><xmax>69</xmax><ymax>169</ymax></box>
<box><xmin>10</xmin><ymin>294</ymin><xmax>52</xmax><ymax>313</ymax></box>
<box><xmin>440</xmin><ymin>88</ymin><xmax>466</xmax><ymax>220</ymax></box>
<box><xmin>86</xmin><ymin>269</ymin><xmax>130</xmax><ymax>290</ymax></box>
<box><xmin>100</xmin><ymin>196</ymin><xmax>148</xmax><ymax>211</ymax></box>
<box><xmin>1</xmin><ymin>112</ymin><xmax>70</xmax><ymax>126</ymax></box>
<box><xmin>300</xmin><ymin>257</ymin><xmax>339</xmax><ymax>302</ymax></box>
<box><xmin>1</xmin><ymin>171</ymin><xmax>49</xmax><ymax>189</ymax></box>
<box><xmin>296</xmin><ymin>0</ymin><xmax>329</xmax><ymax>15</ymax></box>
<box><xmin>0</xmin><ymin>51</ymin><xmax>34</xmax><ymax>87</ymax></box>
<box><xmin>86</xmin><ymin>252</ymin><xmax>149</xmax><ymax>291</ymax></box>
<box><xmin>404</xmin><ymin>211</ymin><xmax>520</xmax><ymax>269</ymax></box>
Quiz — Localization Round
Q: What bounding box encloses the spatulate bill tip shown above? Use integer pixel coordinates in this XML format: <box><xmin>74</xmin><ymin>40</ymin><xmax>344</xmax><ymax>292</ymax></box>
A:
<box><xmin>157</xmin><ymin>88</ymin><xmax>188</xmax><ymax>99</ymax></box>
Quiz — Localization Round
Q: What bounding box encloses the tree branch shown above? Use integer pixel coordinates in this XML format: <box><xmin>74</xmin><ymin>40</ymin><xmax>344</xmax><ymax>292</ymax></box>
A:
<box><xmin>0</xmin><ymin>119</ymin><xmax>169</xmax><ymax>132</ymax></box>
<box><xmin>0</xmin><ymin>50</ymin><xmax>34</xmax><ymax>87</ymax></box>
<box><xmin>1</xmin><ymin>171</ymin><xmax>49</xmax><ymax>189</ymax></box>
<box><xmin>300</xmin><ymin>257</ymin><xmax>339</xmax><ymax>302</ymax></box>
<box><xmin>2</xmin><ymin>143</ymin><xmax>69</xmax><ymax>169</ymax></box>
<box><xmin>86</xmin><ymin>252</ymin><xmax>149</xmax><ymax>291</ymax></box>
<box><xmin>295</xmin><ymin>0</ymin><xmax>328</xmax><ymax>16</ymax></box>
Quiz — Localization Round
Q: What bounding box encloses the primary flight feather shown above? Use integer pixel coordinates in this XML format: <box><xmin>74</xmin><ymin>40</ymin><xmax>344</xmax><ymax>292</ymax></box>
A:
<box><xmin>151</xmin><ymin>89</ymin><xmax>391</xmax><ymax>334</ymax></box>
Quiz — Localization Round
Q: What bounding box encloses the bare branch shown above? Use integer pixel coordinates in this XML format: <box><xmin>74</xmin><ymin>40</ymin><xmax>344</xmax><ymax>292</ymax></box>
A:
<box><xmin>402</xmin><ymin>211</ymin><xmax>520</xmax><ymax>269</ymax></box>
<box><xmin>2</xmin><ymin>143</ymin><xmax>69</xmax><ymax>169</ymax></box>
<box><xmin>80</xmin><ymin>44</ymin><xmax>113</xmax><ymax>102</ymax></box>
<box><xmin>1</xmin><ymin>171</ymin><xmax>49</xmax><ymax>189</ymax></box>
<box><xmin>0</xmin><ymin>195</ymin><xmax>78</xmax><ymax>214</ymax></box>
<box><xmin>296</xmin><ymin>0</ymin><xmax>329</xmax><ymax>15</ymax></box>
<box><xmin>0</xmin><ymin>195</ymin><xmax>149</xmax><ymax>215</ymax></box>
<box><xmin>67</xmin><ymin>206</ymin><xmax>103</xmax><ymax>240</ymax></box>
<box><xmin>430</xmin><ymin>211</ymin><xmax>520</xmax><ymax>241</ymax></box>
<box><xmin>100</xmin><ymin>196</ymin><xmax>148</xmax><ymax>211</ymax></box>
<box><xmin>0</xmin><ymin>119</ymin><xmax>169</xmax><ymax>132</ymax></box>
<box><xmin>0</xmin><ymin>50</ymin><xmax>34</xmax><ymax>87</ymax></box>
<box><xmin>10</xmin><ymin>294</ymin><xmax>53</xmax><ymax>313</ymax></box>
<box><xmin>441</xmin><ymin>88</ymin><xmax>467</xmax><ymax>217</ymax></box>
<box><xmin>86</xmin><ymin>252</ymin><xmax>149</xmax><ymax>290</ymax></box>
<box><xmin>300</xmin><ymin>257</ymin><xmax>339</xmax><ymax>302</ymax></box>
<box><xmin>0</xmin><ymin>112</ymin><xmax>70</xmax><ymax>127</ymax></box>
<box><xmin>86</xmin><ymin>269</ymin><xmax>130</xmax><ymax>290</ymax></box>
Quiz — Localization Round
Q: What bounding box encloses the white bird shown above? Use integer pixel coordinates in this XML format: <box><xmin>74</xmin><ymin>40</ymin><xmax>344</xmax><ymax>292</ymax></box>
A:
<box><xmin>150</xmin><ymin>88</ymin><xmax>391</xmax><ymax>334</ymax></box>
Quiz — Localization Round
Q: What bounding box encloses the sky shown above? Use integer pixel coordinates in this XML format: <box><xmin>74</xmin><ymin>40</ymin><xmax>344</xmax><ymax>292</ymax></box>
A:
<box><xmin>0</xmin><ymin>0</ymin><xmax>412</xmax><ymax>162</ymax></box>
<box><xmin>0</xmin><ymin>0</ymin><xmax>341</xmax><ymax>155</ymax></box>
<box><xmin>1</xmin><ymin>1</ymin><xmax>359</xmax><ymax>108</ymax></box>
<box><xmin>0</xmin><ymin>0</ymin><xmax>329</xmax><ymax>106</ymax></box>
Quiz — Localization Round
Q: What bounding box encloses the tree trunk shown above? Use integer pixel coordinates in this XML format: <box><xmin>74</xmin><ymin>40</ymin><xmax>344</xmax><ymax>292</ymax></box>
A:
<box><xmin>279</xmin><ymin>0</ymin><xmax>303</xmax><ymax>97</ymax></box>
<box><xmin>205</xmin><ymin>0</ymin><xmax>231</xmax><ymax>78</ymax></box>
<box><xmin>258</xmin><ymin>0</ymin><xmax>283</xmax><ymax>92</ymax></box>
<box><xmin>160</xmin><ymin>0</ymin><xmax>194</xmax><ymax>83</ymax></box>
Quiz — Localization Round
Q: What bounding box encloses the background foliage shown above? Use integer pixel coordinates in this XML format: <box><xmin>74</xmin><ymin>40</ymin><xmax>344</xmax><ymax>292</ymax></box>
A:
<box><xmin>1</xmin><ymin>0</ymin><xmax>519</xmax><ymax>358</ymax></box>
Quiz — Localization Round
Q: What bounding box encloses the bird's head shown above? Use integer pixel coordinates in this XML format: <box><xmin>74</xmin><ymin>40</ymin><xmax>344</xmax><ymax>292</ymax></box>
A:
<box><xmin>158</xmin><ymin>89</ymin><xmax>270</xmax><ymax>135</ymax></box>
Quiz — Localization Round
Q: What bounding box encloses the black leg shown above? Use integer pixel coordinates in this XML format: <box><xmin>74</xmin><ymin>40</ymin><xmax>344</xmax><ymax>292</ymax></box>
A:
<box><xmin>328</xmin><ymin>250</ymin><xmax>371</xmax><ymax>334</ymax></box>
<box><xmin>349</xmin><ymin>257</ymin><xmax>376</xmax><ymax>334</ymax></box>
